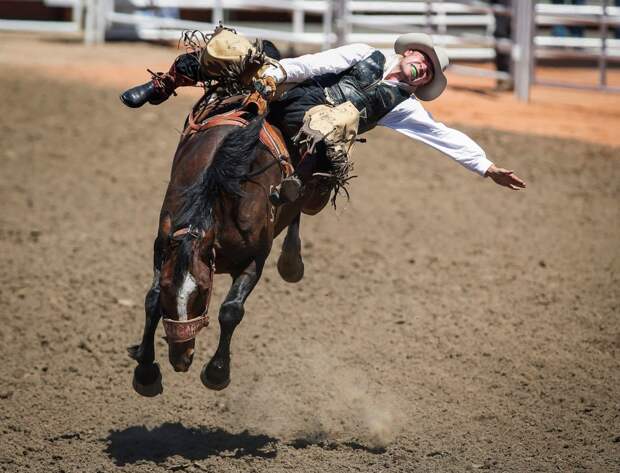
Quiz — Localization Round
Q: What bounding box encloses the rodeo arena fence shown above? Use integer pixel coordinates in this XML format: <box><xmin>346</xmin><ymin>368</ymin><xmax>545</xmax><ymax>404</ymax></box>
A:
<box><xmin>2</xmin><ymin>0</ymin><xmax>619</xmax><ymax>101</ymax></box>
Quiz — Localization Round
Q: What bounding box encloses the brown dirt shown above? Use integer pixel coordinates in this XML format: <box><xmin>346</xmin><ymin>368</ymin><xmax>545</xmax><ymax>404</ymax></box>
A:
<box><xmin>0</xmin><ymin>32</ymin><xmax>619</xmax><ymax>473</ymax></box>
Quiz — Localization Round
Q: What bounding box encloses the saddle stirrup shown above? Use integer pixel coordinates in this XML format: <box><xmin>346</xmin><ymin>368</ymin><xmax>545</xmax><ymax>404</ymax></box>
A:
<box><xmin>269</xmin><ymin>175</ymin><xmax>303</xmax><ymax>206</ymax></box>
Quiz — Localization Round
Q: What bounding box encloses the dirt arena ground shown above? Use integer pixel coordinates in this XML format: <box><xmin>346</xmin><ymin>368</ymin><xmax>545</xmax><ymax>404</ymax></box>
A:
<box><xmin>0</xmin><ymin>33</ymin><xmax>619</xmax><ymax>472</ymax></box>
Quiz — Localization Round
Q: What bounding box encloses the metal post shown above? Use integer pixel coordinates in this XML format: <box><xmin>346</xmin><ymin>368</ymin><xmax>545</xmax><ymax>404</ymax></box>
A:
<box><xmin>425</xmin><ymin>0</ymin><xmax>433</xmax><ymax>34</ymax></box>
<box><xmin>84</xmin><ymin>0</ymin><xmax>95</xmax><ymax>44</ymax></box>
<box><xmin>95</xmin><ymin>0</ymin><xmax>107</xmax><ymax>44</ymax></box>
<box><xmin>212</xmin><ymin>0</ymin><xmax>224</xmax><ymax>24</ymax></box>
<box><xmin>73</xmin><ymin>0</ymin><xmax>83</xmax><ymax>31</ymax></box>
<box><xmin>599</xmin><ymin>0</ymin><xmax>608</xmax><ymax>87</ymax></box>
<box><xmin>437</xmin><ymin>0</ymin><xmax>447</xmax><ymax>36</ymax></box>
<box><xmin>323</xmin><ymin>0</ymin><xmax>334</xmax><ymax>50</ymax></box>
<box><xmin>334</xmin><ymin>0</ymin><xmax>347</xmax><ymax>47</ymax></box>
<box><xmin>513</xmin><ymin>0</ymin><xmax>534</xmax><ymax>102</ymax></box>
<box><xmin>293</xmin><ymin>0</ymin><xmax>304</xmax><ymax>39</ymax></box>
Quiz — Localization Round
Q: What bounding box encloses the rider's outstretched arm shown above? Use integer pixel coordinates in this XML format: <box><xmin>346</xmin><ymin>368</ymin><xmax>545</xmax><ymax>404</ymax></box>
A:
<box><xmin>378</xmin><ymin>97</ymin><xmax>526</xmax><ymax>190</ymax></box>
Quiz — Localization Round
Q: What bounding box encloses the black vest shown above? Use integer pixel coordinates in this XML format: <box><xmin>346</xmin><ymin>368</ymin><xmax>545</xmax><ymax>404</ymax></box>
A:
<box><xmin>318</xmin><ymin>50</ymin><xmax>411</xmax><ymax>134</ymax></box>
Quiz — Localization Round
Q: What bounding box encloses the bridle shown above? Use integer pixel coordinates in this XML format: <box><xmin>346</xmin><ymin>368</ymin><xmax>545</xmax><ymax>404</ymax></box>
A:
<box><xmin>161</xmin><ymin>225</ymin><xmax>216</xmax><ymax>344</ymax></box>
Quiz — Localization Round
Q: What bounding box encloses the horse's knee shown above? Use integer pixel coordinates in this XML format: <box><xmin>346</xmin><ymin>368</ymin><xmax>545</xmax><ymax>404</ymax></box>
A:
<box><xmin>144</xmin><ymin>285</ymin><xmax>160</xmax><ymax>316</ymax></box>
<box><xmin>219</xmin><ymin>301</ymin><xmax>244</xmax><ymax>329</ymax></box>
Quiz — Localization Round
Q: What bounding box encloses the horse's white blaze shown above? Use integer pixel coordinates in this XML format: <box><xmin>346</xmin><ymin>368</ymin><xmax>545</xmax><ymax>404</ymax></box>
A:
<box><xmin>177</xmin><ymin>272</ymin><xmax>197</xmax><ymax>321</ymax></box>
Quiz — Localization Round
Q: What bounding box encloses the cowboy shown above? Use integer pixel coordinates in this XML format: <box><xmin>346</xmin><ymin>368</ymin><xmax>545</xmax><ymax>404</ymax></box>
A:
<box><xmin>121</xmin><ymin>32</ymin><xmax>526</xmax><ymax>202</ymax></box>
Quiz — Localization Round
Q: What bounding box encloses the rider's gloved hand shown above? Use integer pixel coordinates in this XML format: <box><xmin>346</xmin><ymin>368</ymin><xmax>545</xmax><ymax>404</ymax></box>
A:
<box><xmin>252</xmin><ymin>62</ymin><xmax>286</xmax><ymax>101</ymax></box>
<box><xmin>252</xmin><ymin>75</ymin><xmax>278</xmax><ymax>101</ymax></box>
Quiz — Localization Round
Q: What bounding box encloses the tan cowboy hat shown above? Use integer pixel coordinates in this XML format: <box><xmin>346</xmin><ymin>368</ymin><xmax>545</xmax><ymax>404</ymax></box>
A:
<box><xmin>394</xmin><ymin>33</ymin><xmax>449</xmax><ymax>101</ymax></box>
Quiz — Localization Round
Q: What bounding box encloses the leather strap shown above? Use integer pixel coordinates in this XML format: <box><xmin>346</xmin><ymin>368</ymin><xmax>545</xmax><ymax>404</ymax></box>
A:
<box><xmin>186</xmin><ymin>107</ymin><xmax>249</xmax><ymax>134</ymax></box>
<box><xmin>259</xmin><ymin>122</ymin><xmax>294</xmax><ymax>177</ymax></box>
<box><xmin>162</xmin><ymin>315</ymin><xmax>210</xmax><ymax>344</ymax></box>
<box><xmin>171</xmin><ymin>226</ymin><xmax>206</xmax><ymax>240</ymax></box>
<box><xmin>162</xmin><ymin>245</ymin><xmax>216</xmax><ymax>344</ymax></box>
<box><xmin>186</xmin><ymin>108</ymin><xmax>293</xmax><ymax>177</ymax></box>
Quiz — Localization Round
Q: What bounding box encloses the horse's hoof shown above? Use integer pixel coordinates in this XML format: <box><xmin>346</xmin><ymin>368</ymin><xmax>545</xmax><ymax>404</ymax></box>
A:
<box><xmin>132</xmin><ymin>363</ymin><xmax>163</xmax><ymax>397</ymax></box>
<box><xmin>277</xmin><ymin>252</ymin><xmax>304</xmax><ymax>283</ymax></box>
<box><xmin>200</xmin><ymin>364</ymin><xmax>231</xmax><ymax>391</ymax></box>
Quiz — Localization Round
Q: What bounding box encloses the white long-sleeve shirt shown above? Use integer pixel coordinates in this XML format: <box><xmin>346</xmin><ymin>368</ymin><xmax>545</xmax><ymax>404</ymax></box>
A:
<box><xmin>266</xmin><ymin>44</ymin><xmax>493</xmax><ymax>177</ymax></box>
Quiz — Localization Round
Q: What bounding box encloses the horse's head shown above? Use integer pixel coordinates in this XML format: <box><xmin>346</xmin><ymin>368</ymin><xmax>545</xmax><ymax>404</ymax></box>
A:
<box><xmin>159</xmin><ymin>225</ymin><xmax>216</xmax><ymax>372</ymax></box>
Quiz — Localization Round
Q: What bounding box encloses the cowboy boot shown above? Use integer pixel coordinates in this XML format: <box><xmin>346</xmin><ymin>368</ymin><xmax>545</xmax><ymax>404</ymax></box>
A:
<box><xmin>120</xmin><ymin>58</ymin><xmax>197</xmax><ymax>108</ymax></box>
<box><xmin>270</xmin><ymin>138</ymin><xmax>355</xmax><ymax>207</ymax></box>
<box><xmin>269</xmin><ymin>175</ymin><xmax>303</xmax><ymax>206</ymax></box>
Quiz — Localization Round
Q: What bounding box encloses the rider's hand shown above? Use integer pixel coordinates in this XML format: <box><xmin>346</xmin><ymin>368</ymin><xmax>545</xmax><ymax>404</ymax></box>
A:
<box><xmin>485</xmin><ymin>164</ymin><xmax>527</xmax><ymax>190</ymax></box>
<box><xmin>252</xmin><ymin>75</ymin><xmax>277</xmax><ymax>101</ymax></box>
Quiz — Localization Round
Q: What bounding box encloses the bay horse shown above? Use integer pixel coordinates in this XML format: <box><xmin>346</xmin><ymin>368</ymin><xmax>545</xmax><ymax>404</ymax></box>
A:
<box><xmin>127</xmin><ymin>94</ymin><xmax>332</xmax><ymax>396</ymax></box>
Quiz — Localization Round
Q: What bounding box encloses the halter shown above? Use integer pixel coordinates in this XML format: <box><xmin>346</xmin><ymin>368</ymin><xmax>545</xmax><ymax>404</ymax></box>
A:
<box><xmin>162</xmin><ymin>226</ymin><xmax>216</xmax><ymax>344</ymax></box>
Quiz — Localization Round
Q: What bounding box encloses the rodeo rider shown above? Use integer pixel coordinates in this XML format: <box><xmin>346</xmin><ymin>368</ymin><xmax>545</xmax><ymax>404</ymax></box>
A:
<box><xmin>121</xmin><ymin>29</ymin><xmax>526</xmax><ymax>202</ymax></box>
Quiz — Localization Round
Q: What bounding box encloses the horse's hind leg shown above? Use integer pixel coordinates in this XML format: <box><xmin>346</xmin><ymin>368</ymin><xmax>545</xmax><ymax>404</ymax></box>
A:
<box><xmin>277</xmin><ymin>213</ymin><xmax>304</xmax><ymax>283</ymax></box>
<box><xmin>201</xmin><ymin>258</ymin><xmax>264</xmax><ymax>390</ymax></box>
<box><xmin>127</xmin><ymin>240</ymin><xmax>164</xmax><ymax>397</ymax></box>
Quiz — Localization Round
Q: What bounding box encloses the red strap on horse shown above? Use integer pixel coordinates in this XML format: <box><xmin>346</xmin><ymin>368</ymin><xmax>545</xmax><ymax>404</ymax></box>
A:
<box><xmin>186</xmin><ymin>107</ymin><xmax>293</xmax><ymax>177</ymax></box>
<box><xmin>259</xmin><ymin>122</ymin><xmax>294</xmax><ymax>177</ymax></box>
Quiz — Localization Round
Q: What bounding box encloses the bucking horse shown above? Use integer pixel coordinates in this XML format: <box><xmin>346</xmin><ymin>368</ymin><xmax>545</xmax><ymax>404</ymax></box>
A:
<box><xmin>127</xmin><ymin>90</ymin><xmax>335</xmax><ymax>396</ymax></box>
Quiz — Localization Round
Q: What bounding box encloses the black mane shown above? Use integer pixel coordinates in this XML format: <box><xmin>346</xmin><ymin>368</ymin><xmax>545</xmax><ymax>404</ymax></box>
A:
<box><xmin>171</xmin><ymin>117</ymin><xmax>264</xmax><ymax>285</ymax></box>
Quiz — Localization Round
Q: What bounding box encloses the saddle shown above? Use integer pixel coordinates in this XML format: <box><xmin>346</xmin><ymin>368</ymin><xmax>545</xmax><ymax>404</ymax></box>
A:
<box><xmin>183</xmin><ymin>93</ymin><xmax>334</xmax><ymax>215</ymax></box>
<box><xmin>183</xmin><ymin>93</ymin><xmax>294</xmax><ymax>178</ymax></box>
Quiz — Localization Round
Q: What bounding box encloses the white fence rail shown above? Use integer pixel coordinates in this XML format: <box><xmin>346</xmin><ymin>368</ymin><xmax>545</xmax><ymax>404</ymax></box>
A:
<box><xmin>0</xmin><ymin>0</ymin><xmax>82</xmax><ymax>33</ymax></box>
<box><xmin>2</xmin><ymin>1</ymin><xmax>619</xmax><ymax>100</ymax></box>
<box><xmin>87</xmin><ymin>0</ymin><xmax>335</xmax><ymax>47</ymax></box>
<box><xmin>85</xmin><ymin>0</ymin><xmax>499</xmax><ymax>60</ymax></box>
<box><xmin>344</xmin><ymin>1</ymin><xmax>495</xmax><ymax>60</ymax></box>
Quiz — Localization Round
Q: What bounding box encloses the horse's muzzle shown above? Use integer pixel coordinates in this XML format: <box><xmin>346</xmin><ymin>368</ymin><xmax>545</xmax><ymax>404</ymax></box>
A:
<box><xmin>162</xmin><ymin>315</ymin><xmax>210</xmax><ymax>343</ymax></box>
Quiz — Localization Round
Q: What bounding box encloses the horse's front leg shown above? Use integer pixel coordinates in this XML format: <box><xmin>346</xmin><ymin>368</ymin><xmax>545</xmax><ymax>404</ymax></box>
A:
<box><xmin>127</xmin><ymin>240</ymin><xmax>165</xmax><ymax>396</ymax></box>
<box><xmin>201</xmin><ymin>258</ymin><xmax>264</xmax><ymax>390</ymax></box>
<box><xmin>277</xmin><ymin>212</ymin><xmax>304</xmax><ymax>283</ymax></box>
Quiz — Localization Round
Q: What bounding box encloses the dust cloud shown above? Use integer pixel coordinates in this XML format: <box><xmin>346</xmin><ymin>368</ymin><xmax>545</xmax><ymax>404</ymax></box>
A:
<box><xmin>220</xmin><ymin>341</ymin><xmax>405</xmax><ymax>449</ymax></box>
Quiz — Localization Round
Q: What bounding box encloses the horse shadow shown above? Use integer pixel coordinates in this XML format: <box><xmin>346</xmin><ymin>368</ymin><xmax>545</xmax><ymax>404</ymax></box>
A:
<box><xmin>105</xmin><ymin>422</ymin><xmax>278</xmax><ymax>466</ymax></box>
<box><xmin>105</xmin><ymin>422</ymin><xmax>386</xmax><ymax>466</ymax></box>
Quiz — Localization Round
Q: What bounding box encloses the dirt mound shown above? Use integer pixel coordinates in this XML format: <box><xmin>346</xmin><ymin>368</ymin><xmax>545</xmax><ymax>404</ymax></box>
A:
<box><xmin>0</xmin><ymin>67</ymin><xmax>618</xmax><ymax>472</ymax></box>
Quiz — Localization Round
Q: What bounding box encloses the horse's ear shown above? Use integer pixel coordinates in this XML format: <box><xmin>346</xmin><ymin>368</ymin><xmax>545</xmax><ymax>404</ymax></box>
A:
<box><xmin>203</xmin><ymin>226</ymin><xmax>215</xmax><ymax>243</ymax></box>
<box><xmin>197</xmin><ymin>227</ymin><xmax>216</xmax><ymax>256</ymax></box>
<box><xmin>194</xmin><ymin>228</ymin><xmax>217</xmax><ymax>287</ymax></box>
